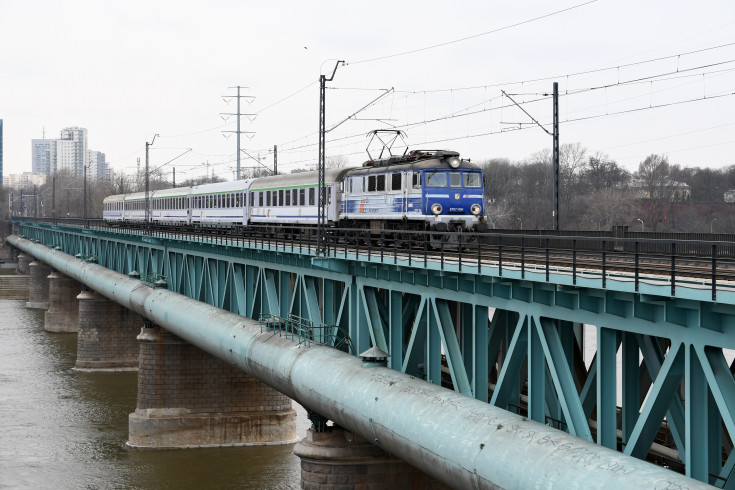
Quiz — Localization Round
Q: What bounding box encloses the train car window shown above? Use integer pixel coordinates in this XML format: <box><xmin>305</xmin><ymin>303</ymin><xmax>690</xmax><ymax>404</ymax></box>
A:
<box><xmin>391</xmin><ymin>173</ymin><xmax>401</xmax><ymax>191</ymax></box>
<box><xmin>377</xmin><ymin>174</ymin><xmax>385</xmax><ymax>192</ymax></box>
<box><xmin>309</xmin><ymin>188</ymin><xmax>315</xmax><ymax>205</ymax></box>
<box><xmin>464</xmin><ymin>172</ymin><xmax>482</xmax><ymax>187</ymax></box>
<box><xmin>278</xmin><ymin>190</ymin><xmax>283</xmax><ymax>206</ymax></box>
<box><xmin>449</xmin><ymin>173</ymin><xmax>462</xmax><ymax>187</ymax></box>
<box><xmin>299</xmin><ymin>189</ymin><xmax>305</xmax><ymax>206</ymax></box>
<box><xmin>258</xmin><ymin>192</ymin><xmax>263</xmax><ymax>207</ymax></box>
<box><xmin>266</xmin><ymin>191</ymin><xmax>270</xmax><ymax>207</ymax></box>
<box><xmin>249</xmin><ymin>193</ymin><xmax>254</xmax><ymax>207</ymax></box>
<box><xmin>368</xmin><ymin>175</ymin><xmax>376</xmax><ymax>192</ymax></box>
<box><xmin>285</xmin><ymin>189</ymin><xmax>290</xmax><ymax>206</ymax></box>
<box><xmin>426</xmin><ymin>172</ymin><xmax>447</xmax><ymax>187</ymax></box>
<box><xmin>292</xmin><ymin>189</ymin><xmax>297</xmax><ymax>205</ymax></box>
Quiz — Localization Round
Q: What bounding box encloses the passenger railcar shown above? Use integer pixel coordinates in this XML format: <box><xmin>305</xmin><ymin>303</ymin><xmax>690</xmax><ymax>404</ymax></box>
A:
<box><xmin>151</xmin><ymin>187</ymin><xmax>191</xmax><ymax>225</ymax></box>
<box><xmin>249</xmin><ymin>168</ymin><xmax>355</xmax><ymax>226</ymax></box>
<box><xmin>190</xmin><ymin>180</ymin><xmax>254</xmax><ymax>226</ymax></box>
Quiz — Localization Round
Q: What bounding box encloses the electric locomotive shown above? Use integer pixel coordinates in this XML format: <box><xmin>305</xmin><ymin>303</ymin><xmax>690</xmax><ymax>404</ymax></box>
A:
<box><xmin>340</xmin><ymin>150</ymin><xmax>487</xmax><ymax>232</ymax></box>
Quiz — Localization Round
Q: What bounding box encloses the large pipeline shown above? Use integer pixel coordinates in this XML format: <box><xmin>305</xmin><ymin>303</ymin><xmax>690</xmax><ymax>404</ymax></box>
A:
<box><xmin>8</xmin><ymin>235</ymin><xmax>710</xmax><ymax>489</ymax></box>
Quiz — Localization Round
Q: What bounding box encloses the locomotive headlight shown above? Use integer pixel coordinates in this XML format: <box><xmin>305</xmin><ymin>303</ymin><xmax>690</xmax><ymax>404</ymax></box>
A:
<box><xmin>431</xmin><ymin>203</ymin><xmax>443</xmax><ymax>215</ymax></box>
<box><xmin>470</xmin><ymin>203</ymin><xmax>482</xmax><ymax>215</ymax></box>
<box><xmin>447</xmin><ymin>156</ymin><xmax>460</xmax><ymax>168</ymax></box>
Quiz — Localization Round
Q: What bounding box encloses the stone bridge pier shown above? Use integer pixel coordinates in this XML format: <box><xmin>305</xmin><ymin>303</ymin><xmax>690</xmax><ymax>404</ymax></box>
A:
<box><xmin>44</xmin><ymin>270</ymin><xmax>81</xmax><ymax>333</ymax></box>
<box><xmin>74</xmin><ymin>288</ymin><xmax>141</xmax><ymax>371</ymax></box>
<box><xmin>295</xmin><ymin>425</ymin><xmax>448</xmax><ymax>490</ymax></box>
<box><xmin>128</xmin><ymin>322</ymin><xmax>298</xmax><ymax>448</ymax></box>
<box><xmin>26</xmin><ymin>259</ymin><xmax>51</xmax><ymax>309</ymax></box>
<box><xmin>16</xmin><ymin>252</ymin><xmax>31</xmax><ymax>275</ymax></box>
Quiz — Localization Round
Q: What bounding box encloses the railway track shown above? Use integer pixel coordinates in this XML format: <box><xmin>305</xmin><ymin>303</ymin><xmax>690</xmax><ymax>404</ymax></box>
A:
<box><xmin>15</xmin><ymin>218</ymin><xmax>735</xmax><ymax>298</ymax></box>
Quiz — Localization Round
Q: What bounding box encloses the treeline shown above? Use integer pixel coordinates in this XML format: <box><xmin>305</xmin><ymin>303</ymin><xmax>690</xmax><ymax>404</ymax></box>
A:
<box><xmin>480</xmin><ymin>143</ymin><xmax>735</xmax><ymax>233</ymax></box>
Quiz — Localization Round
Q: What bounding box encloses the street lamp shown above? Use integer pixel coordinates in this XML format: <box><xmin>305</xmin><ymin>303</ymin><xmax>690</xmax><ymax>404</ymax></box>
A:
<box><xmin>517</xmin><ymin>217</ymin><xmax>522</xmax><ymax>230</ymax></box>
<box><xmin>711</xmin><ymin>218</ymin><xmax>718</xmax><ymax>234</ymax></box>
<box><xmin>637</xmin><ymin>218</ymin><xmax>644</xmax><ymax>232</ymax></box>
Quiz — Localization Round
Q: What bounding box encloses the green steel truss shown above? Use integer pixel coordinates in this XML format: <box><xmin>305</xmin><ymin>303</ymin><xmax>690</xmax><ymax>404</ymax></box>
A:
<box><xmin>18</xmin><ymin>223</ymin><xmax>735</xmax><ymax>487</ymax></box>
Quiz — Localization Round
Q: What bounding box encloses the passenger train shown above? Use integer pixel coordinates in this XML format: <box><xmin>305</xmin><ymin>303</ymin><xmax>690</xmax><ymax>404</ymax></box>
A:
<box><xmin>103</xmin><ymin>150</ymin><xmax>487</xmax><ymax>233</ymax></box>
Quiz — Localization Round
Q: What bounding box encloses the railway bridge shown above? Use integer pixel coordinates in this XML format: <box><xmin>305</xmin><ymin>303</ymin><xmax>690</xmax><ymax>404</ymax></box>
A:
<box><xmin>7</xmin><ymin>218</ymin><xmax>735</xmax><ymax>489</ymax></box>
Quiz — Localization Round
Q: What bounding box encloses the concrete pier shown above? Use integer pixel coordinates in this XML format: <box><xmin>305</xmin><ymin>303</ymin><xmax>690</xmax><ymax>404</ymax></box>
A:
<box><xmin>74</xmin><ymin>289</ymin><xmax>140</xmax><ymax>370</ymax></box>
<box><xmin>44</xmin><ymin>271</ymin><xmax>81</xmax><ymax>333</ymax></box>
<box><xmin>294</xmin><ymin>427</ymin><xmax>448</xmax><ymax>489</ymax></box>
<box><xmin>25</xmin><ymin>260</ymin><xmax>51</xmax><ymax>309</ymax></box>
<box><xmin>128</xmin><ymin>324</ymin><xmax>298</xmax><ymax>448</ymax></box>
<box><xmin>16</xmin><ymin>253</ymin><xmax>31</xmax><ymax>275</ymax></box>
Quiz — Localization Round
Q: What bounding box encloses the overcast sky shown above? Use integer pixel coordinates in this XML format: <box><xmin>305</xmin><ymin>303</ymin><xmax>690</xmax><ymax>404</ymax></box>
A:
<box><xmin>1</xmin><ymin>0</ymin><xmax>734</xmax><ymax>182</ymax></box>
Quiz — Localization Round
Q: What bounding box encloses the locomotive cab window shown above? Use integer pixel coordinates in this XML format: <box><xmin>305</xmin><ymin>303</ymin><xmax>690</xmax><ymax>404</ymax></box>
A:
<box><xmin>425</xmin><ymin>172</ymin><xmax>447</xmax><ymax>187</ymax></box>
<box><xmin>449</xmin><ymin>173</ymin><xmax>462</xmax><ymax>187</ymax></box>
<box><xmin>464</xmin><ymin>172</ymin><xmax>482</xmax><ymax>187</ymax></box>
<box><xmin>412</xmin><ymin>173</ymin><xmax>421</xmax><ymax>189</ymax></box>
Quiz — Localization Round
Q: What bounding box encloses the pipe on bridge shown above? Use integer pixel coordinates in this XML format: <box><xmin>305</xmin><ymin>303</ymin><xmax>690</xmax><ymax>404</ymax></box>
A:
<box><xmin>8</xmin><ymin>235</ymin><xmax>710</xmax><ymax>490</ymax></box>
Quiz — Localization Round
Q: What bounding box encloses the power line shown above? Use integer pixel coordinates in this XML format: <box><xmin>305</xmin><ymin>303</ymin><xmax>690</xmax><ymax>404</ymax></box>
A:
<box><xmin>388</xmin><ymin>42</ymin><xmax>735</xmax><ymax>95</ymax></box>
<box><xmin>348</xmin><ymin>0</ymin><xmax>600</xmax><ymax>65</ymax></box>
<box><xmin>272</xmin><ymin>53</ymin><xmax>735</xmax><ymax>156</ymax></box>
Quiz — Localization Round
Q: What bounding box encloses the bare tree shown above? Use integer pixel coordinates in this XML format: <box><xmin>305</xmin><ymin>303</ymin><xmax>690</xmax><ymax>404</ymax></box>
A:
<box><xmin>636</xmin><ymin>154</ymin><xmax>672</xmax><ymax>200</ymax></box>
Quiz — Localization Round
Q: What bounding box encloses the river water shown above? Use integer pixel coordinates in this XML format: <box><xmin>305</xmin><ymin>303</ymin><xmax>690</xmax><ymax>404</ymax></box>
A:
<box><xmin>0</xmin><ymin>299</ymin><xmax>308</xmax><ymax>489</ymax></box>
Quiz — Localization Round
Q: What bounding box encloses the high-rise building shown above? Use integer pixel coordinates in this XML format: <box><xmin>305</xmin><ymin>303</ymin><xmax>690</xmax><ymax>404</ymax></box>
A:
<box><xmin>32</xmin><ymin>139</ymin><xmax>54</xmax><ymax>176</ymax></box>
<box><xmin>58</xmin><ymin>126</ymin><xmax>87</xmax><ymax>175</ymax></box>
<box><xmin>33</xmin><ymin>127</ymin><xmax>106</xmax><ymax>179</ymax></box>
<box><xmin>87</xmin><ymin>150</ymin><xmax>107</xmax><ymax>179</ymax></box>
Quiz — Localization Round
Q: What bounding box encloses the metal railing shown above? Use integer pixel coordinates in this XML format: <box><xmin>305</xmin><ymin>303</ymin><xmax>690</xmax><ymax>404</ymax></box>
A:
<box><xmin>14</xmin><ymin>217</ymin><xmax>735</xmax><ymax>301</ymax></box>
<box><xmin>258</xmin><ymin>313</ymin><xmax>353</xmax><ymax>353</ymax></box>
